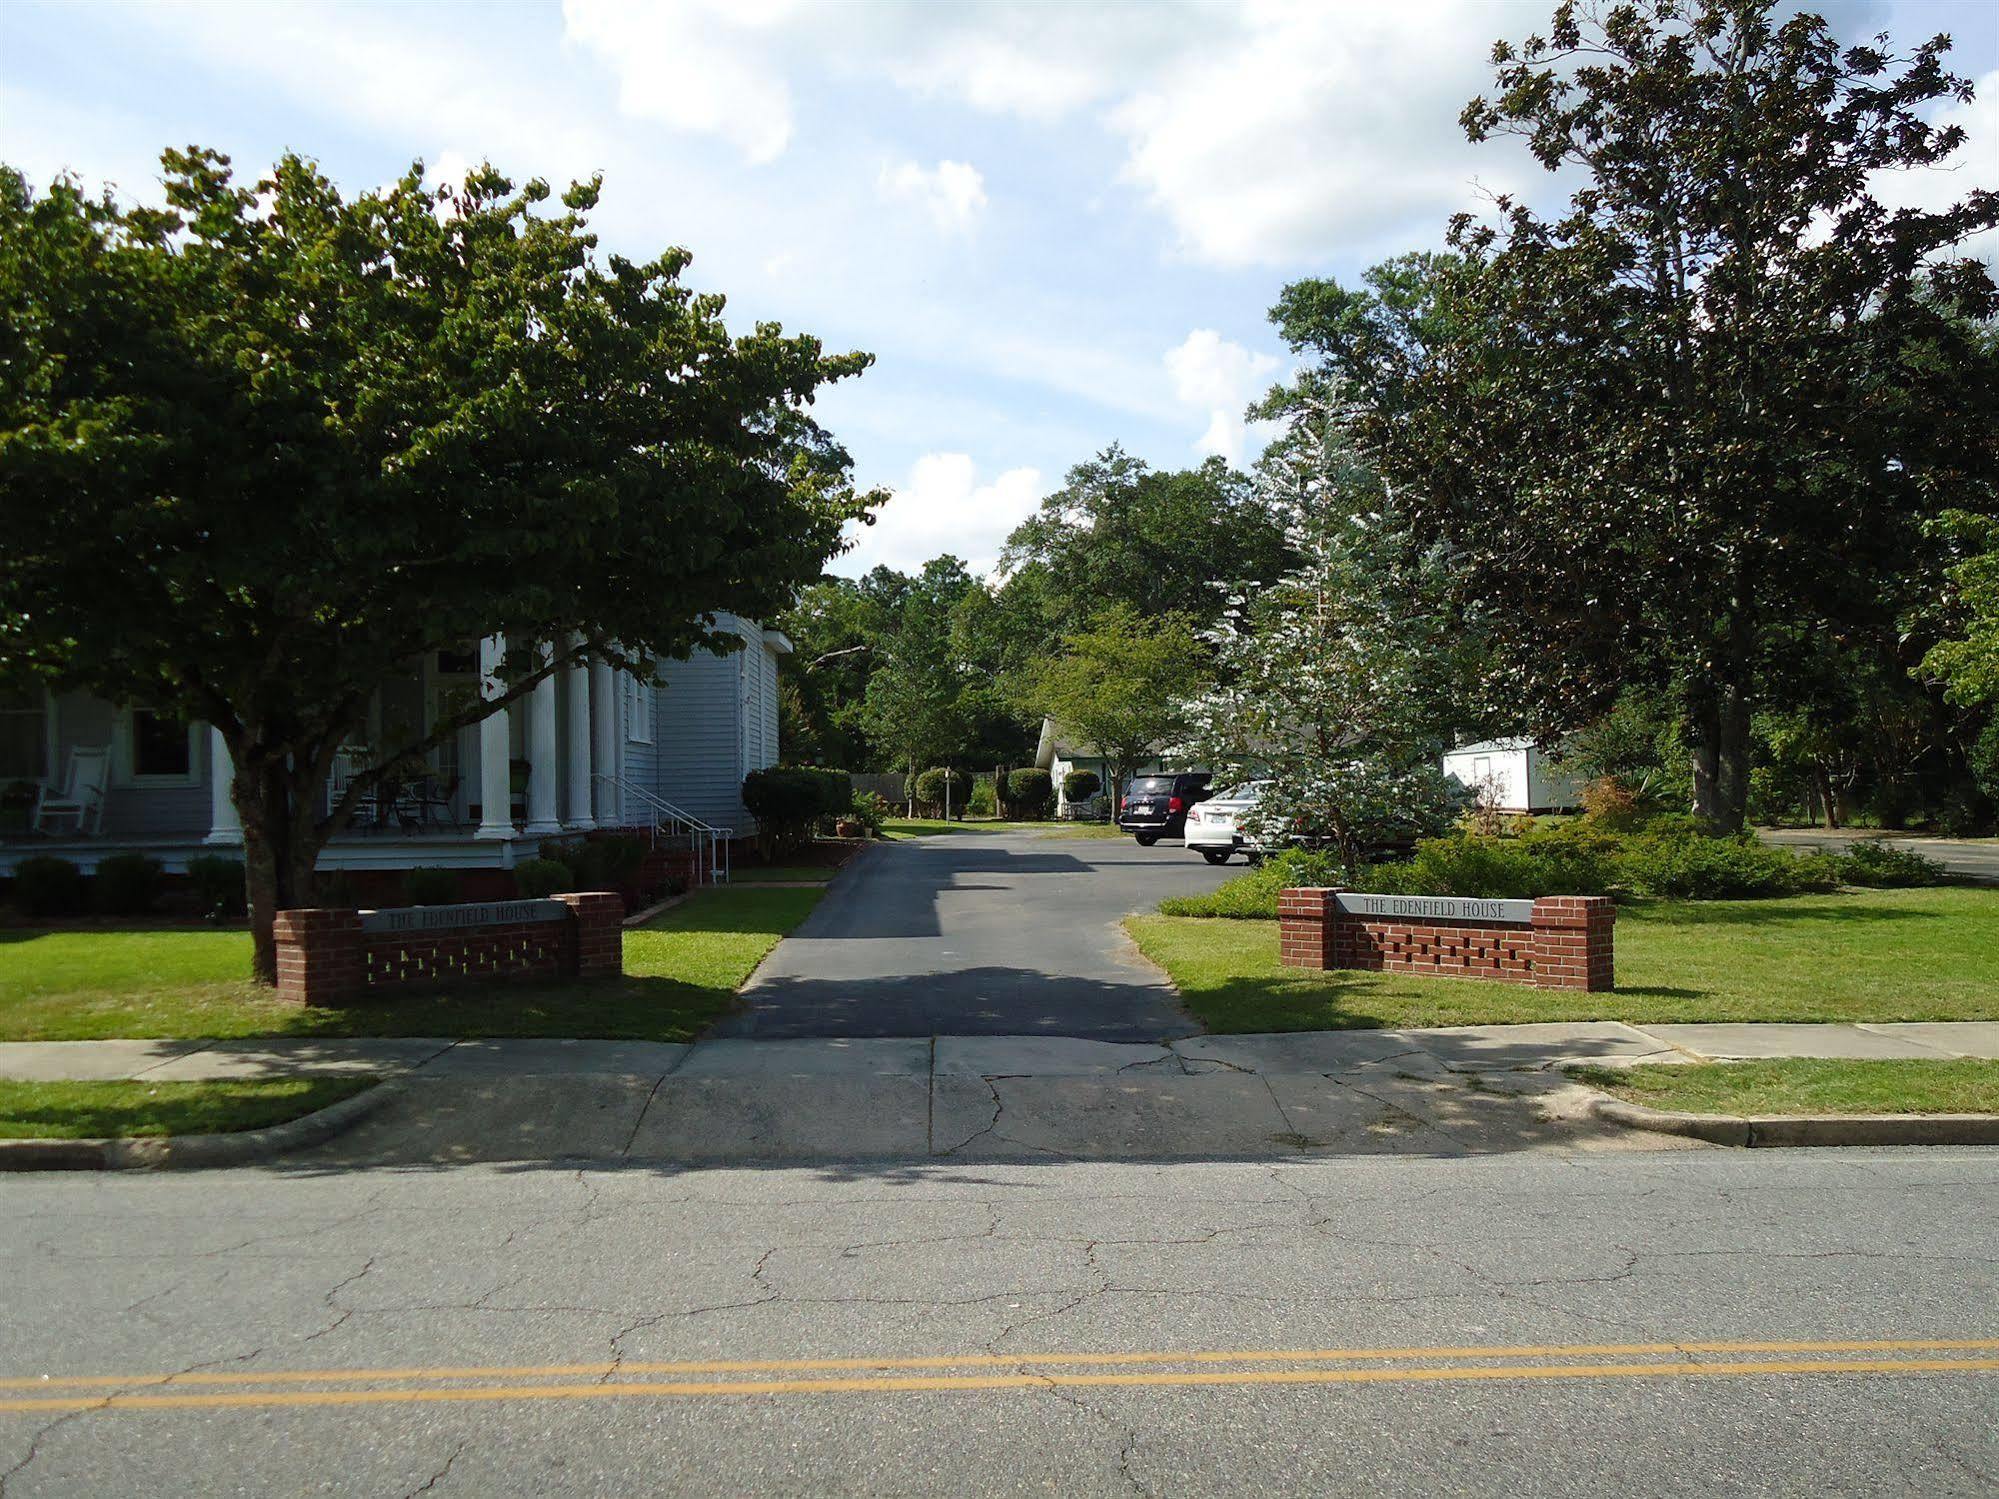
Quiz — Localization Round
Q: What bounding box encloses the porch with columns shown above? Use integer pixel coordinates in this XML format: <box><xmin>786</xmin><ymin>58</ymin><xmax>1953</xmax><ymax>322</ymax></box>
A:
<box><xmin>204</xmin><ymin>634</ymin><xmax>629</xmax><ymax>858</ymax></box>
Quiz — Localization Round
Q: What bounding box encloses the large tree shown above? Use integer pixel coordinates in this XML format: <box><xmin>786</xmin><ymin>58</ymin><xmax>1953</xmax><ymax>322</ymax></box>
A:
<box><xmin>0</xmin><ymin>150</ymin><xmax>877</xmax><ymax>977</ymax></box>
<box><xmin>1021</xmin><ymin>603</ymin><xmax>1205</xmax><ymax>799</ymax></box>
<box><xmin>998</xmin><ymin>447</ymin><xmax>1291</xmax><ymax>639</ymax></box>
<box><xmin>1272</xmin><ymin>0</ymin><xmax>1998</xmax><ymax>830</ymax></box>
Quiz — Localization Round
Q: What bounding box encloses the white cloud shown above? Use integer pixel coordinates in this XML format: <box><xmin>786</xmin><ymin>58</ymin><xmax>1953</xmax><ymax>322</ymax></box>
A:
<box><xmin>838</xmin><ymin>453</ymin><xmax>1043</xmax><ymax>576</ymax></box>
<box><xmin>877</xmin><ymin>158</ymin><xmax>989</xmax><ymax>233</ymax></box>
<box><xmin>1869</xmin><ymin>68</ymin><xmax>1999</xmax><ymax>264</ymax></box>
<box><xmin>562</xmin><ymin>0</ymin><xmax>796</xmax><ymax>163</ymax></box>
<box><xmin>1164</xmin><ymin>329</ymin><xmax>1280</xmax><ymax>463</ymax></box>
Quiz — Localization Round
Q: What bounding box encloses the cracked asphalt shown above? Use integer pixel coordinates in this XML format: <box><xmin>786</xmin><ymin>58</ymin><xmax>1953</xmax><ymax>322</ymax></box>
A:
<box><xmin>2</xmin><ymin>1150</ymin><xmax>1995</xmax><ymax>1495</ymax></box>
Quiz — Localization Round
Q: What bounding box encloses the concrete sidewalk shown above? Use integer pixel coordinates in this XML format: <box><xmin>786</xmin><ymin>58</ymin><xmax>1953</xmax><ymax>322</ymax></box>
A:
<box><xmin>3</xmin><ymin>1020</ymin><xmax>1995</xmax><ymax>1084</ymax></box>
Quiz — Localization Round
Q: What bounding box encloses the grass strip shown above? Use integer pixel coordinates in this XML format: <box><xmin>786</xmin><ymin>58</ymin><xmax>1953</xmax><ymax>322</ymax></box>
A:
<box><xmin>1569</xmin><ymin>1058</ymin><xmax>1999</xmax><ymax>1116</ymax></box>
<box><xmin>0</xmin><ymin>1077</ymin><xmax>374</xmax><ymax>1139</ymax></box>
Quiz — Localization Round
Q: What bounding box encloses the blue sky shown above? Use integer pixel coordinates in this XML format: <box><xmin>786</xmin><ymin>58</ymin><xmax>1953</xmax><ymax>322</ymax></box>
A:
<box><xmin>3</xmin><ymin>0</ymin><xmax>1993</xmax><ymax>579</ymax></box>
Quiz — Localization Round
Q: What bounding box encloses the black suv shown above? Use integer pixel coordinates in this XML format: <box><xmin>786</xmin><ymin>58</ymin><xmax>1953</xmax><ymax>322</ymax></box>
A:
<box><xmin>1117</xmin><ymin>772</ymin><xmax>1213</xmax><ymax>846</ymax></box>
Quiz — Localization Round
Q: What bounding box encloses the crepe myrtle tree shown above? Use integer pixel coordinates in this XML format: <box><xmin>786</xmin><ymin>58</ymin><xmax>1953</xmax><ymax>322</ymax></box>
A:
<box><xmin>1270</xmin><ymin>0</ymin><xmax>1999</xmax><ymax>831</ymax></box>
<box><xmin>1190</xmin><ymin>408</ymin><xmax>1467</xmax><ymax>877</ymax></box>
<box><xmin>0</xmin><ymin>149</ymin><xmax>880</xmax><ymax>980</ymax></box>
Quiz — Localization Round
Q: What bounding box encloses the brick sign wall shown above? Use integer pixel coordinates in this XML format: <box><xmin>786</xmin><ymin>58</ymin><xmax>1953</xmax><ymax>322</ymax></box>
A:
<box><xmin>1278</xmin><ymin>888</ymin><xmax>1615</xmax><ymax>991</ymax></box>
<box><xmin>273</xmin><ymin>892</ymin><xmax>624</xmax><ymax>1006</ymax></box>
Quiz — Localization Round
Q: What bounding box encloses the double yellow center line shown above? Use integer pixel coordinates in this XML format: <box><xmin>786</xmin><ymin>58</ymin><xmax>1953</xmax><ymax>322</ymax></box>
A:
<box><xmin>3</xmin><ymin>1338</ymin><xmax>1992</xmax><ymax>1414</ymax></box>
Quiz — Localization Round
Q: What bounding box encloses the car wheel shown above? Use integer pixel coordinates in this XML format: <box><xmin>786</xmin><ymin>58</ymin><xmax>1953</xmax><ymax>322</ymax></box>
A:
<box><xmin>1200</xmin><ymin>850</ymin><xmax>1232</xmax><ymax>865</ymax></box>
<box><xmin>1243</xmin><ymin>850</ymin><xmax>1265</xmax><ymax>866</ymax></box>
<box><xmin>1133</xmin><ymin>832</ymin><xmax>1160</xmax><ymax>847</ymax></box>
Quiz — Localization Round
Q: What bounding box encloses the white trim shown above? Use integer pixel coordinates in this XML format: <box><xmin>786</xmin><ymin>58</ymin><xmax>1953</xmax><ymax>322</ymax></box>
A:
<box><xmin>0</xmin><ymin>685</ymin><xmax>55</xmax><ymax>785</ymax></box>
<box><xmin>624</xmin><ymin>668</ymin><xmax>654</xmax><ymax>745</ymax></box>
<box><xmin>111</xmin><ymin>706</ymin><xmax>201</xmax><ymax>788</ymax></box>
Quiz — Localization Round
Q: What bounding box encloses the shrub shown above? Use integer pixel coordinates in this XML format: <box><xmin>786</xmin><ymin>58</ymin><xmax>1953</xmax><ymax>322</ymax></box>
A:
<box><xmin>743</xmin><ymin>767</ymin><xmax>838</xmax><ymax>856</ymax></box>
<box><xmin>93</xmin><ymin>852</ymin><xmax>165</xmax><ymax>915</ymax></box>
<box><xmin>1006</xmin><ymin>768</ymin><xmax>1054</xmax><ymax>820</ymax></box>
<box><xmin>9</xmin><ymin>855</ymin><xmax>86</xmax><ymax>918</ymax></box>
<box><xmin>315</xmin><ymin>871</ymin><xmax>360</xmax><ymax>909</ymax></box>
<box><xmin>1359</xmin><ymin>830</ymin><xmax>1617</xmax><ymax>899</ymax></box>
<box><xmin>1158</xmin><ymin>849</ymin><xmax>1345</xmax><ymax>919</ymax></box>
<box><xmin>848</xmin><ymin>790</ymin><xmax>890</xmax><ymax>837</ymax></box>
<box><xmin>1837</xmin><ymin>840</ymin><xmax>1948</xmax><ymax>888</ymax></box>
<box><xmin>572</xmin><ymin>835</ymin><xmax>647</xmax><ymax>891</ymax></box>
<box><xmin>967</xmin><ymin>779</ymin><xmax>997</xmax><ymax>817</ymax></box>
<box><xmin>512</xmin><ymin>857</ymin><xmax>573</xmax><ymax>898</ymax></box>
<box><xmin>913</xmin><ymin>767</ymin><xmax>969</xmax><ymax>817</ymax></box>
<box><xmin>1062</xmin><ymin>769</ymin><xmax>1101</xmax><ymax>804</ymax></box>
<box><xmin>1580</xmin><ymin>776</ymin><xmax>1644</xmax><ymax>831</ymax></box>
<box><xmin>403</xmin><ymin>866</ymin><xmax>462</xmax><ymax>906</ymax></box>
<box><xmin>1616</xmin><ymin>831</ymin><xmax>1840</xmax><ymax>899</ymax></box>
<box><xmin>186</xmin><ymin>855</ymin><xmax>247</xmax><ymax>920</ymax></box>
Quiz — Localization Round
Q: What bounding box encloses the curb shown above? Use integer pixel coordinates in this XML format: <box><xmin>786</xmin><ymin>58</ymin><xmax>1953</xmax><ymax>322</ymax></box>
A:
<box><xmin>0</xmin><ymin>1080</ymin><xmax>399</xmax><ymax>1172</ymax></box>
<box><xmin>1589</xmin><ymin>1094</ymin><xmax>1999</xmax><ymax>1148</ymax></box>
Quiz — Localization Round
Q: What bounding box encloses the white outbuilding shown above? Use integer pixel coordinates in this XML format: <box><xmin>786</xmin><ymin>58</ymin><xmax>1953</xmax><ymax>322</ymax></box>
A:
<box><xmin>1440</xmin><ymin>738</ymin><xmax>1585</xmax><ymax>814</ymax></box>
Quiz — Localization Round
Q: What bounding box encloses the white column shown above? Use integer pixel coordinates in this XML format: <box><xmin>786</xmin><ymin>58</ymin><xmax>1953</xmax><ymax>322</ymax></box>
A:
<box><xmin>591</xmin><ymin>660</ymin><xmax>618</xmax><ymax>825</ymax></box>
<box><xmin>523</xmin><ymin>641</ymin><xmax>563</xmax><ymax>836</ymax></box>
<box><xmin>475</xmin><ymin>633</ymin><xmax>515</xmax><ymax>841</ymax></box>
<box><xmin>564</xmin><ymin>634</ymin><xmax>595</xmax><ymax>832</ymax></box>
<box><xmin>204</xmin><ymin>725</ymin><xmax>242</xmax><ymax>845</ymax></box>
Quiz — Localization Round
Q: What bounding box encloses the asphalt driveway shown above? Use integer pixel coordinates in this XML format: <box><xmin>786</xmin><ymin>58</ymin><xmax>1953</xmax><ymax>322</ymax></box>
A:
<box><xmin>712</xmin><ymin>831</ymin><xmax>1236</xmax><ymax>1041</ymax></box>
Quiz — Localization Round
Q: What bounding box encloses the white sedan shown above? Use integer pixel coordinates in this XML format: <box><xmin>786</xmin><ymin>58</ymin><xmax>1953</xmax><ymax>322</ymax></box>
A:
<box><xmin>1182</xmin><ymin>782</ymin><xmax>1270</xmax><ymax>866</ymax></box>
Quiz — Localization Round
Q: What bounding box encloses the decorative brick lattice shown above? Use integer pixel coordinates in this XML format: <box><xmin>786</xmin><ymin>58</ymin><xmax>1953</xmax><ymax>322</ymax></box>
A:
<box><xmin>1279</xmin><ymin>888</ymin><xmax>1616</xmax><ymax>992</ymax></box>
<box><xmin>272</xmin><ymin>893</ymin><xmax>626</xmax><ymax>1006</ymax></box>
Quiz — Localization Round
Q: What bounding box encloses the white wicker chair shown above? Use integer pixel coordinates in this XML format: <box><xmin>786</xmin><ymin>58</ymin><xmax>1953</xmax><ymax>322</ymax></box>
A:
<box><xmin>32</xmin><ymin>746</ymin><xmax>110</xmax><ymax>835</ymax></box>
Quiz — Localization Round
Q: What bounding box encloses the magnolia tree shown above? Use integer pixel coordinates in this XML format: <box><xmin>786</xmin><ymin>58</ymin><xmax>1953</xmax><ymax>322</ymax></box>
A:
<box><xmin>1189</xmin><ymin>408</ymin><xmax>1466</xmax><ymax>876</ymax></box>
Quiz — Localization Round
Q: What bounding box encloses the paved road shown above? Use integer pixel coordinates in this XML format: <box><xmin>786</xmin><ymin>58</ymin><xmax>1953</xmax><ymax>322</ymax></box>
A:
<box><xmin>1761</xmin><ymin>828</ymin><xmax>1999</xmax><ymax>883</ymax></box>
<box><xmin>2</xmin><ymin>1149</ymin><xmax>1994</xmax><ymax>1496</ymax></box>
<box><xmin>715</xmin><ymin>832</ymin><xmax>1235</xmax><ymax>1041</ymax></box>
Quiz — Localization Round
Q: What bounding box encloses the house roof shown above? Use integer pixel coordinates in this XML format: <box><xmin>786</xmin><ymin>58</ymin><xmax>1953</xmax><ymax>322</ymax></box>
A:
<box><xmin>1444</xmin><ymin>737</ymin><xmax>1537</xmax><ymax>756</ymax></box>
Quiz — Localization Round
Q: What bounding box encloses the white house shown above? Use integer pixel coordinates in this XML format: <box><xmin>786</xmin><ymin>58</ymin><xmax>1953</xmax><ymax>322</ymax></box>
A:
<box><xmin>1032</xmin><ymin>718</ymin><xmax>1206</xmax><ymax>816</ymax></box>
<box><xmin>0</xmin><ymin>615</ymin><xmax>789</xmax><ymax>878</ymax></box>
<box><xmin>1440</xmin><ymin>738</ymin><xmax>1584</xmax><ymax>814</ymax></box>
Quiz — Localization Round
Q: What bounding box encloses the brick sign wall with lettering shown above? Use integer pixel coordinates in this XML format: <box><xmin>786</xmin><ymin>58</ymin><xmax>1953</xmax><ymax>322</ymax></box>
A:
<box><xmin>1279</xmin><ymin>888</ymin><xmax>1614</xmax><ymax>991</ymax></box>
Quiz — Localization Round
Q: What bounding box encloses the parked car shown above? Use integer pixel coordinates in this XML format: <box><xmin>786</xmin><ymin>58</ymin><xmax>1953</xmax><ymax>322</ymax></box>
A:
<box><xmin>1117</xmin><ymin>772</ymin><xmax>1213</xmax><ymax>845</ymax></box>
<box><xmin>1182</xmin><ymin>781</ymin><xmax>1270</xmax><ymax>865</ymax></box>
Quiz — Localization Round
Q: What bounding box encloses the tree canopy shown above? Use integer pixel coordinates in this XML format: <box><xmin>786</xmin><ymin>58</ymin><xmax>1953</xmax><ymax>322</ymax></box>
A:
<box><xmin>1268</xmin><ymin>0</ymin><xmax>1998</xmax><ymax>830</ymax></box>
<box><xmin>0</xmin><ymin>149</ymin><xmax>878</xmax><ymax>975</ymax></box>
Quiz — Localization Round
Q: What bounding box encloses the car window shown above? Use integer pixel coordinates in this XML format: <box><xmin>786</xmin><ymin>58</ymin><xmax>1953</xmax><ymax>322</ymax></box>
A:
<box><xmin>1131</xmin><ymin>777</ymin><xmax>1173</xmax><ymax>793</ymax></box>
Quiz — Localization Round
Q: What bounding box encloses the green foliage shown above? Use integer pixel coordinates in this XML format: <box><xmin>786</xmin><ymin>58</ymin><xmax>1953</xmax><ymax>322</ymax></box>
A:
<box><xmin>1360</xmin><ymin>830</ymin><xmax>1617</xmax><ymax>900</ymax></box>
<box><xmin>1837</xmin><ymin>842</ymin><xmax>1949</xmax><ymax>888</ymax></box>
<box><xmin>1021</xmin><ymin>603</ymin><xmax>1204</xmax><ymax>794</ymax></box>
<box><xmin>1617</xmin><ymin>833</ymin><xmax>1843</xmax><ymax>900</ymax></box>
<box><xmin>913</xmin><ymin>767</ymin><xmax>971</xmax><ymax>816</ymax></box>
<box><xmin>9</xmin><ymin>856</ymin><xmax>85</xmax><ymax>918</ymax></box>
<box><xmin>186</xmin><ymin>856</ymin><xmax>246</xmax><ymax>920</ymax></box>
<box><xmin>998</xmin><ymin>447</ymin><xmax>1291</xmax><ymax>636</ymax></box>
<box><xmin>1272</xmin><ymin>4</ymin><xmax>1999</xmax><ymax>831</ymax></box>
<box><xmin>402</xmin><ymin>867</ymin><xmax>462</xmax><ymax>906</ymax></box>
<box><xmin>92</xmin><ymin>853</ymin><xmax>164</xmax><ymax>916</ymax></box>
<box><xmin>1922</xmin><ymin>512</ymin><xmax>1999</xmax><ymax>709</ymax></box>
<box><xmin>512</xmin><ymin>858</ymin><xmax>573</xmax><ymax>899</ymax></box>
<box><xmin>1005</xmin><ymin>768</ymin><xmax>1053</xmax><ymax>819</ymax></box>
<box><xmin>966</xmin><ymin>779</ymin><xmax>998</xmax><ymax>817</ymax></box>
<box><xmin>571</xmin><ymin>835</ymin><xmax>647</xmax><ymax>892</ymax></box>
<box><xmin>0</xmin><ymin>148</ymin><xmax>879</xmax><ymax>976</ymax></box>
<box><xmin>1062</xmin><ymin>769</ymin><xmax>1101</xmax><ymax>803</ymax></box>
<box><xmin>1158</xmin><ymin>849</ymin><xmax>1346</xmax><ymax>919</ymax></box>
<box><xmin>743</xmin><ymin>767</ymin><xmax>845</xmax><ymax>857</ymax></box>
<box><xmin>847</xmin><ymin>791</ymin><xmax>891</xmax><ymax>837</ymax></box>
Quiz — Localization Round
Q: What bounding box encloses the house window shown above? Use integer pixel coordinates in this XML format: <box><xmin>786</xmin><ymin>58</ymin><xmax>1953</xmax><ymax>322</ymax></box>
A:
<box><xmin>0</xmin><ymin>689</ymin><xmax>49</xmax><ymax>782</ymax></box>
<box><xmin>625</xmin><ymin>672</ymin><xmax>653</xmax><ymax>744</ymax></box>
<box><xmin>118</xmin><ymin>708</ymin><xmax>199</xmax><ymax>786</ymax></box>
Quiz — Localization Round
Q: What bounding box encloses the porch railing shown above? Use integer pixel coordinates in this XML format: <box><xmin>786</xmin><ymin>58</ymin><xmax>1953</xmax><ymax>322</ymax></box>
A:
<box><xmin>591</xmin><ymin>774</ymin><xmax>730</xmax><ymax>886</ymax></box>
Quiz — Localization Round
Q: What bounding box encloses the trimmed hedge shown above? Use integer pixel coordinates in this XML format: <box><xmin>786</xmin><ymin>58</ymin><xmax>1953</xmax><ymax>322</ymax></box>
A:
<box><xmin>1006</xmin><ymin>768</ymin><xmax>1054</xmax><ymax>820</ymax></box>
<box><xmin>1063</xmin><ymin>769</ymin><xmax>1101</xmax><ymax>803</ymax></box>
<box><xmin>187</xmin><ymin>855</ymin><xmax>247</xmax><ymax>920</ymax></box>
<box><xmin>913</xmin><ymin>767</ymin><xmax>970</xmax><ymax>817</ymax></box>
<box><xmin>744</xmin><ymin>766</ymin><xmax>853</xmax><ymax>855</ymax></box>
<box><xmin>512</xmin><ymin>857</ymin><xmax>573</xmax><ymax>898</ymax></box>
<box><xmin>403</xmin><ymin>866</ymin><xmax>462</xmax><ymax>906</ymax></box>
<box><xmin>93</xmin><ymin>852</ymin><xmax>165</xmax><ymax>915</ymax></box>
<box><xmin>9</xmin><ymin>855</ymin><xmax>86</xmax><ymax>918</ymax></box>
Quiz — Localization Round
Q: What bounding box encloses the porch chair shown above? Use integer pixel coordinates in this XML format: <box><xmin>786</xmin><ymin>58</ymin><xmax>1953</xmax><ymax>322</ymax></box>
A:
<box><xmin>32</xmin><ymin>746</ymin><xmax>111</xmax><ymax>835</ymax></box>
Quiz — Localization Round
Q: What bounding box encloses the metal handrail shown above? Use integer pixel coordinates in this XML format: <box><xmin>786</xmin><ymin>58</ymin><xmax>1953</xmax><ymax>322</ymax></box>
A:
<box><xmin>590</xmin><ymin>773</ymin><xmax>730</xmax><ymax>885</ymax></box>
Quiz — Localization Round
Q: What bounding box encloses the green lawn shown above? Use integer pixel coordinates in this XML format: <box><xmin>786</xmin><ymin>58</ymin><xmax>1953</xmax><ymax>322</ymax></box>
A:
<box><xmin>0</xmin><ymin>885</ymin><xmax>822</xmax><ymax>1043</ymax></box>
<box><xmin>1570</xmin><ymin>1059</ymin><xmax>1999</xmax><ymax>1117</ymax></box>
<box><xmin>1126</xmin><ymin>886</ymin><xmax>1999</xmax><ymax>1032</ymax></box>
<box><xmin>0</xmin><ymin>1077</ymin><xmax>374</xmax><ymax>1139</ymax></box>
<box><xmin>729</xmin><ymin>865</ymin><xmax>838</xmax><ymax>882</ymax></box>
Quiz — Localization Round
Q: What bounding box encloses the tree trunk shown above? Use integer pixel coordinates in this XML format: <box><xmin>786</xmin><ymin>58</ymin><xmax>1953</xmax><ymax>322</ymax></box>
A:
<box><xmin>235</xmin><ymin>754</ymin><xmax>323</xmax><ymax>985</ymax></box>
<box><xmin>1813</xmin><ymin>763</ymin><xmax>1840</xmax><ymax>830</ymax></box>
<box><xmin>1688</xmin><ymin>677</ymin><xmax>1752</xmax><ymax>833</ymax></box>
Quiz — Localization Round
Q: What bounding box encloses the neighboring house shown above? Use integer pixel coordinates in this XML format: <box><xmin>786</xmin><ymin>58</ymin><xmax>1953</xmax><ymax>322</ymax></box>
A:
<box><xmin>1032</xmin><ymin>718</ymin><xmax>1206</xmax><ymax>816</ymax></box>
<box><xmin>0</xmin><ymin>615</ymin><xmax>790</xmax><ymax>877</ymax></box>
<box><xmin>1440</xmin><ymin>737</ymin><xmax>1584</xmax><ymax>814</ymax></box>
